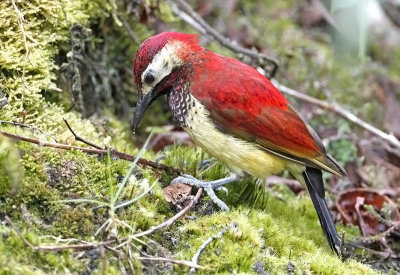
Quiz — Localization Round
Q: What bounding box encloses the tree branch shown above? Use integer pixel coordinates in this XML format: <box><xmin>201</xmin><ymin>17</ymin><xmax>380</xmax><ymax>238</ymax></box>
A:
<box><xmin>0</xmin><ymin>120</ymin><xmax>58</xmax><ymax>143</ymax></box>
<box><xmin>271</xmin><ymin>80</ymin><xmax>400</xmax><ymax>149</ymax></box>
<box><xmin>189</xmin><ymin>222</ymin><xmax>237</xmax><ymax>274</ymax></box>
<box><xmin>0</xmin><ymin>130</ymin><xmax>181</xmax><ymax>174</ymax></box>
<box><xmin>63</xmin><ymin>119</ymin><xmax>102</xmax><ymax>149</ymax></box>
<box><xmin>131</xmin><ymin>188</ymin><xmax>203</xmax><ymax>238</ymax></box>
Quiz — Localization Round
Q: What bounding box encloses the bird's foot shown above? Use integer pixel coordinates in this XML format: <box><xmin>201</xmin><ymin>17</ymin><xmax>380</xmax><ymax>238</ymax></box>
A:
<box><xmin>171</xmin><ymin>174</ymin><xmax>240</xmax><ymax>211</ymax></box>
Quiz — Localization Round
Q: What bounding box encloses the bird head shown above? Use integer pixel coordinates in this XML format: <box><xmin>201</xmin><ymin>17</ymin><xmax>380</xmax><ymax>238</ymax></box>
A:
<box><xmin>132</xmin><ymin>32</ymin><xmax>202</xmax><ymax>132</ymax></box>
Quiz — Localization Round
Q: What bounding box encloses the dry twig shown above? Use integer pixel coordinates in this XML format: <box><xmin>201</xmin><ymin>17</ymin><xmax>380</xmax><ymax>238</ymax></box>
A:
<box><xmin>189</xmin><ymin>222</ymin><xmax>238</xmax><ymax>274</ymax></box>
<box><xmin>132</xmin><ymin>188</ymin><xmax>203</xmax><ymax>238</ymax></box>
<box><xmin>6</xmin><ymin>214</ymin><xmax>203</xmax><ymax>269</ymax></box>
<box><xmin>0</xmin><ymin>120</ymin><xmax>58</xmax><ymax>143</ymax></box>
<box><xmin>138</xmin><ymin>256</ymin><xmax>203</xmax><ymax>269</ymax></box>
<box><xmin>271</xmin><ymin>80</ymin><xmax>400</xmax><ymax>149</ymax></box>
<box><xmin>63</xmin><ymin>119</ymin><xmax>102</xmax><ymax>149</ymax></box>
<box><xmin>0</xmin><ymin>130</ymin><xmax>181</xmax><ymax>174</ymax></box>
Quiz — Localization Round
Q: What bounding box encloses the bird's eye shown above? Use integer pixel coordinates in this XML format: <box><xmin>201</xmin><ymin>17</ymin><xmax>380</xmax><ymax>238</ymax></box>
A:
<box><xmin>144</xmin><ymin>73</ymin><xmax>155</xmax><ymax>85</ymax></box>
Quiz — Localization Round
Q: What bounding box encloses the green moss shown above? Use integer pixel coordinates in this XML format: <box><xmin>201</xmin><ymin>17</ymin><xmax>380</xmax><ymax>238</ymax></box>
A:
<box><xmin>0</xmin><ymin>137</ymin><xmax>23</xmax><ymax>198</ymax></box>
<box><xmin>156</xmin><ymin>145</ymin><xmax>375</xmax><ymax>273</ymax></box>
<box><xmin>170</xmin><ymin>208</ymin><xmax>373</xmax><ymax>274</ymax></box>
<box><xmin>0</xmin><ymin>0</ymin><xmax>384</xmax><ymax>273</ymax></box>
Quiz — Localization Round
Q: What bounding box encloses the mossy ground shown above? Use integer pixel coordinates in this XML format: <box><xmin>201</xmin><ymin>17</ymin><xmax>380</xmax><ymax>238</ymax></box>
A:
<box><xmin>0</xmin><ymin>0</ymin><xmax>390</xmax><ymax>273</ymax></box>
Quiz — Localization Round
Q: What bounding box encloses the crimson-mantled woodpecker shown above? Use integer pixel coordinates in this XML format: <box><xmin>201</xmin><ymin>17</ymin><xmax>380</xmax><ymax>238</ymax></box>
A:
<box><xmin>132</xmin><ymin>32</ymin><xmax>346</xmax><ymax>254</ymax></box>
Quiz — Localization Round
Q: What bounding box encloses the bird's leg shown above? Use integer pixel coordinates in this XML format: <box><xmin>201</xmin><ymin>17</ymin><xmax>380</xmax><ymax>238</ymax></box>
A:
<box><xmin>171</xmin><ymin>174</ymin><xmax>241</xmax><ymax>211</ymax></box>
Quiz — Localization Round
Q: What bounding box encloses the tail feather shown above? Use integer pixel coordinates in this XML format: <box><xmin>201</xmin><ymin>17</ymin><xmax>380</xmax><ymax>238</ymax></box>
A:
<box><xmin>303</xmin><ymin>167</ymin><xmax>341</xmax><ymax>254</ymax></box>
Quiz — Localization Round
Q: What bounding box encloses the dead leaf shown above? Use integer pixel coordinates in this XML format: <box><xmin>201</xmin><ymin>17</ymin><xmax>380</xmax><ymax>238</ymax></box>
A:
<box><xmin>163</xmin><ymin>183</ymin><xmax>192</xmax><ymax>207</ymax></box>
<box><xmin>336</xmin><ymin>188</ymin><xmax>400</xmax><ymax>237</ymax></box>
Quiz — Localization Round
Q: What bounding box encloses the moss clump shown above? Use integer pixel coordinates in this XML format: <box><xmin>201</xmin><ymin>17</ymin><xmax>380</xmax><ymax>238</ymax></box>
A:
<box><xmin>52</xmin><ymin>206</ymin><xmax>95</xmax><ymax>237</ymax></box>
<box><xmin>0</xmin><ymin>137</ymin><xmax>23</xmax><ymax>198</ymax></box>
<box><xmin>169</xmin><ymin>208</ymin><xmax>373</xmax><ymax>274</ymax></box>
<box><xmin>0</xmin><ymin>0</ymin><xmax>383</xmax><ymax>273</ymax></box>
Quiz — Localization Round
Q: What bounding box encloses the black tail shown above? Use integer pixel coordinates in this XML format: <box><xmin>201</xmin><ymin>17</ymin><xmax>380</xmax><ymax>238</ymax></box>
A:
<box><xmin>303</xmin><ymin>167</ymin><xmax>341</xmax><ymax>254</ymax></box>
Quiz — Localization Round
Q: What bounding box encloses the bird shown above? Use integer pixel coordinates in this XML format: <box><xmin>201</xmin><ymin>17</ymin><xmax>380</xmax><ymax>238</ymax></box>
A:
<box><xmin>131</xmin><ymin>32</ymin><xmax>346</xmax><ymax>254</ymax></box>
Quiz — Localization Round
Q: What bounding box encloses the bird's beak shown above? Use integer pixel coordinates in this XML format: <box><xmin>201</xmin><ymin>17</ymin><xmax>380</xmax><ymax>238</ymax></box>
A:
<box><xmin>132</xmin><ymin>91</ymin><xmax>153</xmax><ymax>133</ymax></box>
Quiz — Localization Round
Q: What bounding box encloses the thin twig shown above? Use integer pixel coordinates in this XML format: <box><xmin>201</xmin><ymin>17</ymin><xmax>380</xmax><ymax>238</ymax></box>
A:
<box><xmin>132</xmin><ymin>188</ymin><xmax>203</xmax><ymax>238</ymax></box>
<box><xmin>5</xmin><ymin>216</ymin><xmax>35</xmax><ymax>250</ymax></box>
<box><xmin>4</xmin><ymin>235</ymin><xmax>204</xmax><ymax>270</ymax></box>
<box><xmin>138</xmin><ymin>256</ymin><xmax>204</xmax><ymax>269</ymax></box>
<box><xmin>350</xmin><ymin>242</ymin><xmax>399</xmax><ymax>259</ymax></box>
<box><xmin>63</xmin><ymin>119</ymin><xmax>103</xmax><ymax>149</ymax></box>
<box><xmin>172</xmin><ymin>0</ymin><xmax>279</xmax><ymax>78</ymax></box>
<box><xmin>271</xmin><ymin>80</ymin><xmax>400</xmax><ymax>149</ymax></box>
<box><xmin>0</xmin><ymin>120</ymin><xmax>58</xmax><ymax>143</ymax></box>
<box><xmin>6</xmin><ymin>188</ymin><xmax>203</xmax><ymax>251</ymax></box>
<box><xmin>0</xmin><ymin>130</ymin><xmax>181</xmax><ymax>174</ymax></box>
<box><xmin>118</xmin><ymin>13</ymin><xmax>141</xmax><ymax>44</ymax></box>
<box><xmin>189</xmin><ymin>222</ymin><xmax>238</xmax><ymax>274</ymax></box>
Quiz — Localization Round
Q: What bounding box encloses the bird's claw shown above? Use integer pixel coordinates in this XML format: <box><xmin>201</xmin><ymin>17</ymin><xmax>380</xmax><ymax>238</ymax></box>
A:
<box><xmin>170</xmin><ymin>175</ymin><xmax>232</xmax><ymax>211</ymax></box>
<box><xmin>171</xmin><ymin>174</ymin><xmax>201</xmax><ymax>186</ymax></box>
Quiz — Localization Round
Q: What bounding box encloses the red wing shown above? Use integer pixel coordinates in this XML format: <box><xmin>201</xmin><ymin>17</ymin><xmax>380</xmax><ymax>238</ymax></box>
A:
<box><xmin>209</xmin><ymin>104</ymin><xmax>323</xmax><ymax>160</ymax></box>
<box><xmin>190</xmin><ymin>53</ymin><xmax>324</xmax><ymax>162</ymax></box>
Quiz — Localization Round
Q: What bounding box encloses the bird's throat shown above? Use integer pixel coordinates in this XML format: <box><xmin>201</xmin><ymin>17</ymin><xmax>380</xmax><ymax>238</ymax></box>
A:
<box><xmin>168</xmin><ymin>86</ymin><xmax>191</xmax><ymax>127</ymax></box>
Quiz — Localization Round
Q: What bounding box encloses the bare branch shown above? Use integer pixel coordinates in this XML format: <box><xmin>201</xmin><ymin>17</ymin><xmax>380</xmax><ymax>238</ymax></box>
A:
<box><xmin>63</xmin><ymin>119</ymin><xmax>102</xmax><ymax>149</ymax></box>
<box><xmin>0</xmin><ymin>130</ymin><xmax>181</xmax><ymax>174</ymax></box>
<box><xmin>118</xmin><ymin>13</ymin><xmax>141</xmax><ymax>44</ymax></box>
<box><xmin>0</xmin><ymin>120</ymin><xmax>58</xmax><ymax>143</ymax></box>
<box><xmin>189</xmin><ymin>222</ymin><xmax>238</xmax><ymax>274</ymax></box>
<box><xmin>271</xmin><ymin>80</ymin><xmax>400</xmax><ymax>149</ymax></box>
<box><xmin>131</xmin><ymin>188</ymin><xmax>203</xmax><ymax>238</ymax></box>
<box><xmin>311</xmin><ymin>0</ymin><xmax>342</xmax><ymax>34</ymax></box>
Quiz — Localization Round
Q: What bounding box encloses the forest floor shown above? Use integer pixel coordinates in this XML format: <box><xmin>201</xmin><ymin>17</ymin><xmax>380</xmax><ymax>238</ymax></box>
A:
<box><xmin>1</xmin><ymin>0</ymin><xmax>399</xmax><ymax>274</ymax></box>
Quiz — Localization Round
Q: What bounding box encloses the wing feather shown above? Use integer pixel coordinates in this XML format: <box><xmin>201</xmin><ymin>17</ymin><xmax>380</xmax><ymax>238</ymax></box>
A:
<box><xmin>190</xmin><ymin>52</ymin><xmax>345</xmax><ymax>176</ymax></box>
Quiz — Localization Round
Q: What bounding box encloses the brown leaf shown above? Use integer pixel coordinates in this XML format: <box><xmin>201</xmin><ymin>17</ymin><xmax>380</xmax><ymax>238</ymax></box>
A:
<box><xmin>163</xmin><ymin>183</ymin><xmax>192</xmax><ymax>207</ymax></box>
<box><xmin>336</xmin><ymin>188</ymin><xmax>400</xmax><ymax>237</ymax></box>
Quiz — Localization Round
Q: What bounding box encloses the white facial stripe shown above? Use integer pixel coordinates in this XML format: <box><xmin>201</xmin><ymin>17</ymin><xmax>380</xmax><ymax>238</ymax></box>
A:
<box><xmin>141</xmin><ymin>41</ymin><xmax>183</xmax><ymax>94</ymax></box>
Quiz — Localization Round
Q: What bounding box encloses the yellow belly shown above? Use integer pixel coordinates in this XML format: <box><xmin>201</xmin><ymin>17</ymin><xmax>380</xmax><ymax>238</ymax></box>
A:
<box><xmin>183</xmin><ymin>95</ymin><xmax>301</xmax><ymax>178</ymax></box>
